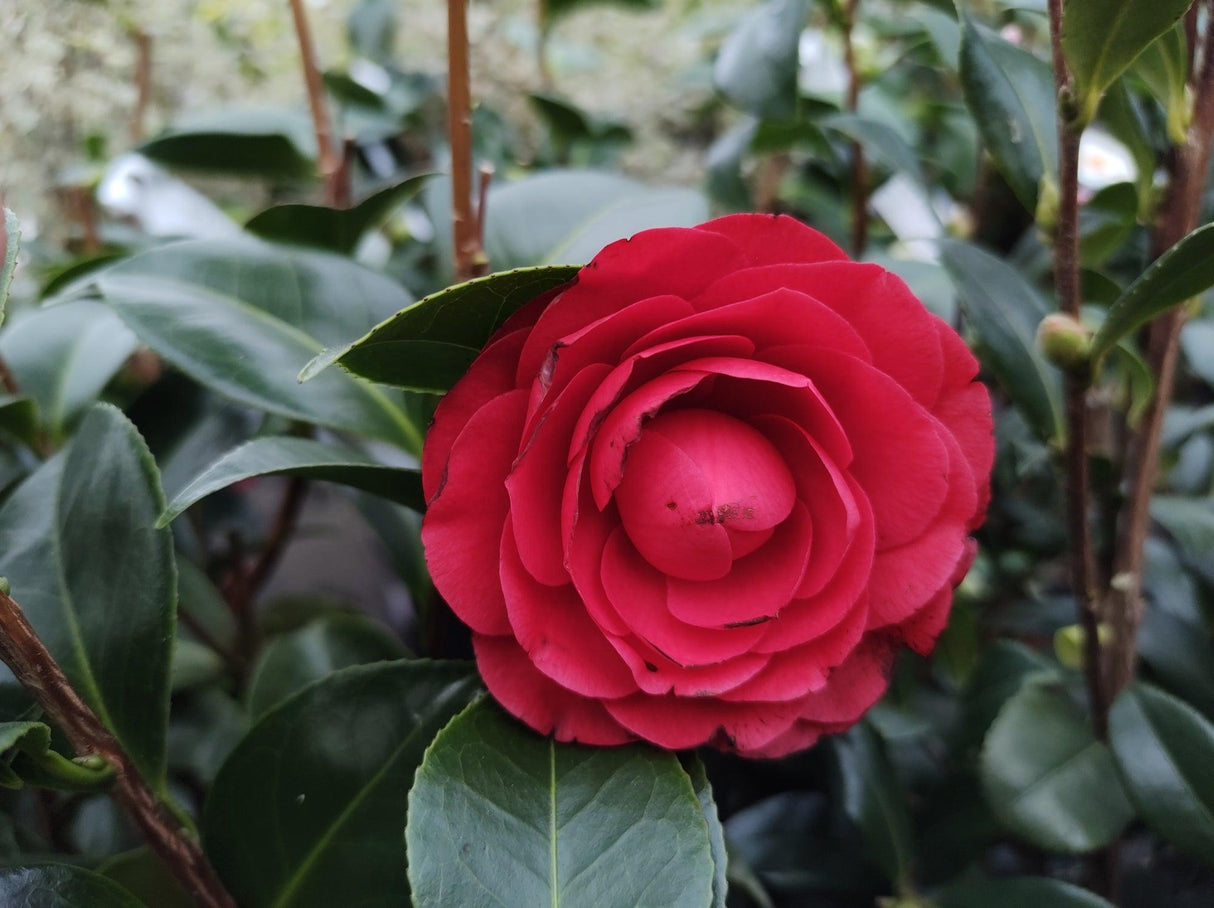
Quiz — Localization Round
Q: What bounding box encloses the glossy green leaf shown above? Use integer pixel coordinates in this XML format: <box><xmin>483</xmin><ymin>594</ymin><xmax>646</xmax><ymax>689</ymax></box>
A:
<box><xmin>1134</xmin><ymin>24</ymin><xmax>1191</xmax><ymax>143</ymax></box>
<box><xmin>100</xmin><ymin>849</ymin><xmax>193</xmax><ymax>908</ymax></box>
<box><xmin>959</xmin><ymin>16</ymin><xmax>1058</xmax><ymax>211</ymax></box>
<box><xmin>406</xmin><ymin>699</ymin><xmax>716</xmax><ymax>908</ymax></box>
<box><xmin>1092</xmin><ymin>223</ymin><xmax>1214</xmax><ymax>359</ymax></box>
<box><xmin>0</xmin><ymin>394</ymin><xmax>38</xmax><ymax>447</ymax></box>
<box><xmin>85</xmin><ymin>240</ymin><xmax>421</xmax><ymax>450</ymax></box>
<box><xmin>301</xmin><ymin>265</ymin><xmax>579</xmax><ymax>391</ymax></box>
<box><xmin>140</xmin><ymin>108</ymin><xmax>317</xmax><ymax>179</ymax></box>
<box><xmin>819</xmin><ymin>112</ymin><xmax>926</xmax><ymax>185</ymax></box>
<box><xmin>245</xmin><ymin>614</ymin><xmax>408</xmax><ymax>719</ymax></box>
<box><xmin>1</xmin><ymin>208</ymin><xmax>18</xmax><ymax>325</ymax></box>
<box><xmin>482</xmin><ymin>170</ymin><xmax>711</xmax><ymax>270</ymax></box>
<box><xmin>713</xmin><ymin>0</ymin><xmax>808</xmax><ymax>118</ymax></box>
<box><xmin>0</xmin><ymin>405</ymin><xmax>175</xmax><ymax>787</ymax></box>
<box><xmin>1109</xmin><ymin>683</ymin><xmax>1214</xmax><ymax>866</ymax></box>
<box><xmin>160</xmin><ymin>436</ymin><xmax>423</xmax><ymax>526</ymax></box>
<box><xmin>204</xmin><ymin>660</ymin><xmax>479</xmax><ymax>907</ymax></box>
<box><xmin>245</xmin><ymin>175</ymin><xmax>432</xmax><ymax>254</ymax></box>
<box><xmin>0</xmin><ymin>302</ymin><xmax>139</xmax><ymax>437</ymax></box>
<box><xmin>683</xmin><ymin>755</ymin><xmax>728</xmax><ymax>908</ymax></box>
<box><xmin>981</xmin><ymin>678</ymin><xmax>1133</xmax><ymax>852</ymax></box>
<box><xmin>1063</xmin><ymin>0</ymin><xmax>1194</xmax><ymax>125</ymax></box>
<box><xmin>940</xmin><ymin>241</ymin><xmax>1065</xmax><ymax>441</ymax></box>
<box><xmin>1151</xmin><ymin>496</ymin><xmax>1214</xmax><ymax>585</ymax></box>
<box><xmin>938</xmin><ymin>875</ymin><xmax>1114</xmax><ymax>907</ymax></box>
<box><xmin>0</xmin><ymin>865</ymin><xmax>144</xmax><ymax>906</ymax></box>
<box><xmin>830</xmin><ymin>720</ymin><xmax>914</xmax><ymax>887</ymax></box>
<box><xmin>1079</xmin><ymin>182</ymin><xmax>1139</xmax><ymax>266</ymax></box>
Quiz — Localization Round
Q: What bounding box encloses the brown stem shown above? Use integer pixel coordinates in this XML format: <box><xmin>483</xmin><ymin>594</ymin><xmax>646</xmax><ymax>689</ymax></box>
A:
<box><xmin>448</xmin><ymin>0</ymin><xmax>488</xmax><ymax>280</ymax></box>
<box><xmin>1047</xmin><ymin>0</ymin><xmax>1108</xmax><ymax>740</ymax></box>
<box><xmin>0</xmin><ymin>590</ymin><xmax>236</xmax><ymax>907</ymax></box>
<box><xmin>842</xmin><ymin>0</ymin><xmax>867</xmax><ymax>256</ymax></box>
<box><xmin>536</xmin><ymin>0</ymin><xmax>554</xmax><ymax>88</ymax></box>
<box><xmin>288</xmin><ymin>0</ymin><xmax>343</xmax><ymax>207</ymax></box>
<box><xmin>1107</xmin><ymin>2</ymin><xmax>1214</xmax><ymax>696</ymax></box>
<box><xmin>245</xmin><ymin>476</ymin><xmax>308</xmax><ymax>596</ymax></box>
<box><xmin>476</xmin><ymin>162</ymin><xmax>495</xmax><ymax>249</ymax></box>
<box><xmin>130</xmin><ymin>28</ymin><xmax>152</xmax><ymax>145</ymax></box>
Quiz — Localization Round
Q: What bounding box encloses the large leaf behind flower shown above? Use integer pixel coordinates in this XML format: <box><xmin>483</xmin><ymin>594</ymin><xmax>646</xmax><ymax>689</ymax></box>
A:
<box><xmin>406</xmin><ymin>699</ymin><xmax>718</xmax><ymax>907</ymax></box>
<box><xmin>203</xmin><ymin>660</ymin><xmax>479</xmax><ymax>907</ymax></box>
<box><xmin>0</xmin><ymin>405</ymin><xmax>175</xmax><ymax>787</ymax></box>
<box><xmin>80</xmin><ymin>239</ymin><xmax>423</xmax><ymax>451</ymax></box>
<box><xmin>301</xmin><ymin>265</ymin><xmax>580</xmax><ymax>392</ymax></box>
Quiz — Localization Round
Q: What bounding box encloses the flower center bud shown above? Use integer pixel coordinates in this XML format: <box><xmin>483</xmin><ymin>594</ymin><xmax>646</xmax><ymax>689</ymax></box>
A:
<box><xmin>614</xmin><ymin>408</ymin><xmax>797</xmax><ymax>582</ymax></box>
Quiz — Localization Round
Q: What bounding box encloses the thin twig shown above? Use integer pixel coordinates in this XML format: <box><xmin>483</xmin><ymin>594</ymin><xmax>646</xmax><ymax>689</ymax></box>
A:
<box><xmin>0</xmin><ymin>590</ymin><xmax>236</xmax><ymax>907</ymax></box>
<box><xmin>448</xmin><ymin>0</ymin><xmax>489</xmax><ymax>280</ymax></box>
<box><xmin>1046</xmin><ymin>0</ymin><xmax>1108</xmax><ymax>739</ymax></box>
<box><xmin>842</xmin><ymin>0</ymin><xmax>867</xmax><ymax>257</ymax></box>
<box><xmin>476</xmin><ymin>162</ymin><xmax>495</xmax><ymax>249</ymax></box>
<box><xmin>1107</xmin><ymin>1</ymin><xmax>1214</xmax><ymax>696</ymax></box>
<box><xmin>288</xmin><ymin>0</ymin><xmax>344</xmax><ymax>207</ymax></box>
<box><xmin>130</xmin><ymin>28</ymin><xmax>152</xmax><ymax>145</ymax></box>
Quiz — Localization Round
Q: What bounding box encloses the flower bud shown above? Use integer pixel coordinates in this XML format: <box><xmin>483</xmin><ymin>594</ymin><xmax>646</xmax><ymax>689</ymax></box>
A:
<box><xmin>1037</xmin><ymin>313</ymin><xmax>1093</xmax><ymax>373</ymax></box>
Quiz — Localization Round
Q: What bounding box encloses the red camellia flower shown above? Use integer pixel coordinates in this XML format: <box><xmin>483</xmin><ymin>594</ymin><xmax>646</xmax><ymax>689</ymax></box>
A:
<box><xmin>421</xmin><ymin>214</ymin><xmax>993</xmax><ymax>757</ymax></box>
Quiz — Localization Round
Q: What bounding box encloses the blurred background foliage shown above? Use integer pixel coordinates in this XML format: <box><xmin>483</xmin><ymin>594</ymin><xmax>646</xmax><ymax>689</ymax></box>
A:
<box><xmin>2</xmin><ymin>0</ymin><xmax>1214</xmax><ymax>906</ymax></box>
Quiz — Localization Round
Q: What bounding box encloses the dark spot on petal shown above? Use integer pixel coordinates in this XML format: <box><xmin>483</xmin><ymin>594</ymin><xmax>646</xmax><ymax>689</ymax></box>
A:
<box><xmin>666</xmin><ymin>501</ymin><xmax>678</xmax><ymax>510</ymax></box>
<box><xmin>643</xmin><ymin>661</ymin><xmax>658</xmax><ymax>672</ymax></box>
<box><xmin>725</xmin><ymin>615</ymin><xmax>775</xmax><ymax>628</ymax></box>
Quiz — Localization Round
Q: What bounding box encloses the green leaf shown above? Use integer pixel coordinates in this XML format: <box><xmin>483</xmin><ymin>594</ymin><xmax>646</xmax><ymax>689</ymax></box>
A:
<box><xmin>140</xmin><ymin>108</ymin><xmax>317</xmax><ymax>179</ymax></box>
<box><xmin>479</xmin><ymin>170</ymin><xmax>711</xmax><ymax>270</ymax></box>
<box><xmin>830</xmin><ymin>720</ymin><xmax>914</xmax><ymax>887</ymax></box>
<box><xmin>1</xmin><ymin>208</ymin><xmax>19</xmax><ymax>325</ymax></box>
<box><xmin>682</xmin><ymin>755</ymin><xmax>728</xmax><ymax>908</ymax></box>
<box><xmin>347</xmin><ymin>0</ymin><xmax>396</xmax><ymax>63</ymax></box>
<box><xmin>939</xmin><ymin>241</ymin><xmax>1065</xmax><ymax>441</ymax></box>
<box><xmin>959</xmin><ymin>16</ymin><xmax>1058</xmax><ymax>211</ymax></box>
<box><xmin>1063</xmin><ymin>0</ymin><xmax>1194</xmax><ymax>125</ymax></box>
<box><xmin>937</xmin><ymin>875</ymin><xmax>1114</xmax><ymax>907</ymax></box>
<box><xmin>159</xmin><ymin>436</ymin><xmax>423</xmax><ymax>527</ymax></box>
<box><xmin>301</xmin><ymin>265</ymin><xmax>579</xmax><ymax>391</ymax></box>
<box><xmin>542</xmin><ymin>0</ymin><xmax>659</xmax><ymax>25</ymax></box>
<box><xmin>100</xmin><ymin>849</ymin><xmax>194</xmax><ymax>908</ymax></box>
<box><xmin>406</xmin><ymin>699</ymin><xmax>716</xmax><ymax>907</ymax></box>
<box><xmin>1151</xmin><ymin>495</ymin><xmax>1214</xmax><ymax>585</ymax></box>
<box><xmin>245</xmin><ymin>614</ymin><xmax>408</xmax><ymax>720</ymax></box>
<box><xmin>203</xmin><ymin>660</ymin><xmax>479</xmax><ymax>907</ymax></box>
<box><xmin>0</xmin><ymin>302</ymin><xmax>139</xmax><ymax>438</ymax></box>
<box><xmin>1134</xmin><ymin>24</ymin><xmax>1191</xmax><ymax>143</ymax></box>
<box><xmin>0</xmin><ymin>405</ymin><xmax>175</xmax><ymax>787</ymax></box>
<box><xmin>0</xmin><ymin>721</ymin><xmax>51</xmax><ymax>788</ymax></box>
<box><xmin>981</xmin><ymin>678</ymin><xmax>1133</xmax><ymax>852</ymax></box>
<box><xmin>245</xmin><ymin>175</ymin><xmax>432</xmax><ymax>254</ymax></box>
<box><xmin>818</xmin><ymin>113</ymin><xmax>927</xmax><ymax>186</ymax></box>
<box><xmin>85</xmin><ymin>240</ymin><xmax>422</xmax><ymax>451</ymax></box>
<box><xmin>1109</xmin><ymin>683</ymin><xmax>1214</xmax><ymax>867</ymax></box>
<box><xmin>1092</xmin><ymin>222</ymin><xmax>1214</xmax><ymax>359</ymax></box>
<box><xmin>0</xmin><ymin>394</ymin><xmax>38</xmax><ymax>447</ymax></box>
<box><xmin>0</xmin><ymin>865</ymin><xmax>144</xmax><ymax>906</ymax></box>
<box><xmin>713</xmin><ymin>0</ymin><xmax>807</xmax><ymax>119</ymax></box>
<box><xmin>1079</xmin><ymin>182</ymin><xmax>1139</xmax><ymax>267</ymax></box>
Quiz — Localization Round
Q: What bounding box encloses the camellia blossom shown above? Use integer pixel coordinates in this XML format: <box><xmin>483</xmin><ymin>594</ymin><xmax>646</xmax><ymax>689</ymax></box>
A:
<box><xmin>421</xmin><ymin>214</ymin><xmax>993</xmax><ymax>758</ymax></box>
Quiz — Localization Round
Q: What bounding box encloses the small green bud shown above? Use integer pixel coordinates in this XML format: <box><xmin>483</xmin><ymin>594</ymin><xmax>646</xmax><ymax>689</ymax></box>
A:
<box><xmin>1036</xmin><ymin>175</ymin><xmax>1061</xmax><ymax>233</ymax></box>
<box><xmin>1037</xmin><ymin>313</ymin><xmax>1093</xmax><ymax>373</ymax></box>
<box><xmin>0</xmin><ymin>576</ymin><xmax>9</xmax><ymax>596</ymax></box>
<box><xmin>72</xmin><ymin>754</ymin><xmax>110</xmax><ymax>772</ymax></box>
<box><xmin>1054</xmin><ymin>622</ymin><xmax>1113</xmax><ymax>669</ymax></box>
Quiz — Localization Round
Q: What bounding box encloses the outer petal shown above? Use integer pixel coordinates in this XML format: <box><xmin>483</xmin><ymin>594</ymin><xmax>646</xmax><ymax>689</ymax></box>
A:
<box><xmin>422</xmin><ymin>390</ymin><xmax>527</xmax><ymax>635</ymax></box>
<box><xmin>474</xmin><ymin>635</ymin><xmax>634</xmax><ymax>746</ymax></box>
<box><xmin>867</xmin><ymin>522</ymin><xmax>968</xmax><ymax>629</ymax></box>
<box><xmin>501</xmin><ymin>522</ymin><xmax>637</xmax><ymax>698</ymax></box>
<box><xmin>696</xmin><ymin>213</ymin><xmax>847</xmax><ymax>268</ymax></box>
<box><xmin>517</xmin><ymin>227</ymin><xmax>745</xmax><ymax>384</ymax></box>
<box><xmin>604</xmin><ymin>691</ymin><xmax>803</xmax><ymax>752</ymax></box>
<box><xmin>422</xmin><ymin>326</ymin><xmax>529</xmax><ymax>500</ymax></box>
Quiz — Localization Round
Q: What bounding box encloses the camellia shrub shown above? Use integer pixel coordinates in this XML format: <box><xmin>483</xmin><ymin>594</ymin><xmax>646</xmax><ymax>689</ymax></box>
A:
<box><xmin>1</xmin><ymin>0</ymin><xmax>1214</xmax><ymax>906</ymax></box>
